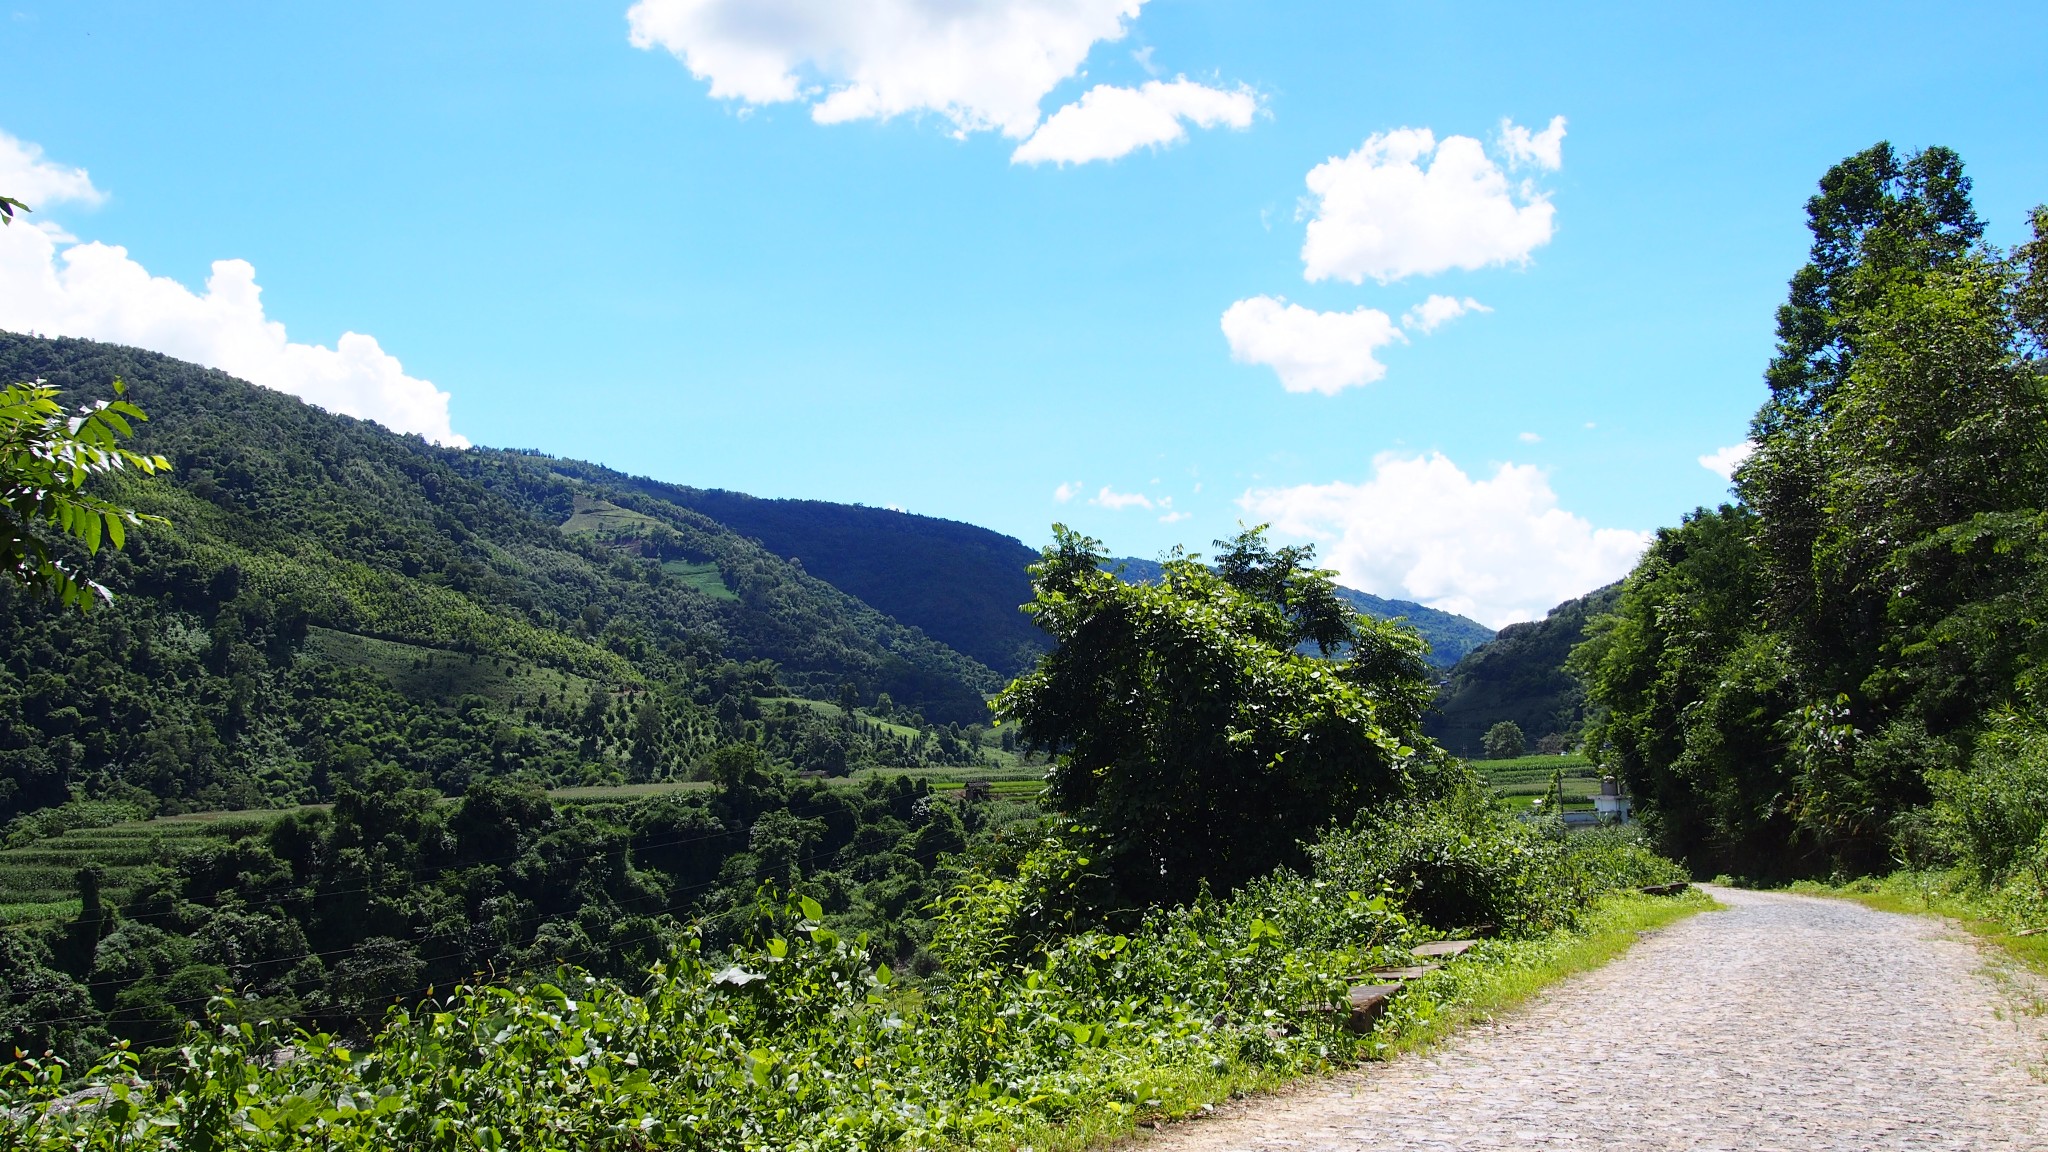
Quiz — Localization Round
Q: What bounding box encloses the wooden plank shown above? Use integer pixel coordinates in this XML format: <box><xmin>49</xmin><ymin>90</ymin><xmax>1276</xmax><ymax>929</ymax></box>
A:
<box><xmin>1368</xmin><ymin>964</ymin><xmax>1443</xmax><ymax>981</ymax></box>
<box><xmin>1638</xmin><ymin>881</ymin><xmax>1691</xmax><ymax>896</ymax></box>
<box><xmin>1411</xmin><ymin>939</ymin><xmax>1477</xmax><ymax>959</ymax></box>
<box><xmin>1344</xmin><ymin>983</ymin><xmax>1402</xmax><ymax>1033</ymax></box>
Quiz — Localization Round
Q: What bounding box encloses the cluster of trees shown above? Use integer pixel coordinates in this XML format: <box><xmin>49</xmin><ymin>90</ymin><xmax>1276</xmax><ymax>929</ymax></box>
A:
<box><xmin>2</xmin><ymin>759</ymin><xmax>1029</xmax><ymax>1063</ymax></box>
<box><xmin>1576</xmin><ymin>144</ymin><xmax>2048</xmax><ymax>877</ymax></box>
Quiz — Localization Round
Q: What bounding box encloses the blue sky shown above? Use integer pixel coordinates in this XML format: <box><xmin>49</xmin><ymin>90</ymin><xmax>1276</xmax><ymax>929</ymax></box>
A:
<box><xmin>4</xmin><ymin>1</ymin><xmax>2045</xmax><ymax>625</ymax></box>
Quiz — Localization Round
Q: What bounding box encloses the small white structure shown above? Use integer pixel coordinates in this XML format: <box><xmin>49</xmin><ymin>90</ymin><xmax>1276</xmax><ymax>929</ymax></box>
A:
<box><xmin>1593</xmin><ymin>776</ymin><xmax>1632</xmax><ymax>824</ymax></box>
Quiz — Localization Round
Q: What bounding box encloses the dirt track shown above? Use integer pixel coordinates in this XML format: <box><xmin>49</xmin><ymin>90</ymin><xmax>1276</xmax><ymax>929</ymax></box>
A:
<box><xmin>1136</xmin><ymin>886</ymin><xmax>2048</xmax><ymax>1151</ymax></box>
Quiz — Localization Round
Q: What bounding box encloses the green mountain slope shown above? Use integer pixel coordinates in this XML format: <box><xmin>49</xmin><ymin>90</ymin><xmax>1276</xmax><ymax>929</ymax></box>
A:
<box><xmin>541</xmin><ymin>472</ymin><xmax>1053</xmax><ymax>678</ymax></box>
<box><xmin>1107</xmin><ymin>556</ymin><xmax>1495</xmax><ymax>668</ymax></box>
<box><xmin>0</xmin><ymin>334</ymin><xmax>1000</xmax><ymax>823</ymax></box>
<box><xmin>1424</xmin><ymin>583</ymin><xmax>1621</xmax><ymax>757</ymax></box>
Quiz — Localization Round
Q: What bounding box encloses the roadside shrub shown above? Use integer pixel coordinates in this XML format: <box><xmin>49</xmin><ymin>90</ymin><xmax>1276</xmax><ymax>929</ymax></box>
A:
<box><xmin>1930</xmin><ymin>716</ymin><xmax>2048</xmax><ymax>882</ymax></box>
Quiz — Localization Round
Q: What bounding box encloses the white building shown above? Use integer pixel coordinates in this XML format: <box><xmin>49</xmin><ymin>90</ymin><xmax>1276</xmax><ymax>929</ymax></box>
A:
<box><xmin>1593</xmin><ymin>775</ymin><xmax>1632</xmax><ymax>824</ymax></box>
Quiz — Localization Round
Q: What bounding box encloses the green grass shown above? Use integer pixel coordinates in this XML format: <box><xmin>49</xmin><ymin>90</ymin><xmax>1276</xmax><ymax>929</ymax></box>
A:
<box><xmin>1788</xmin><ymin>870</ymin><xmax>2048</xmax><ymax>980</ymax></box>
<box><xmin>557</xmin><ymin>493</ymin><xmax>664</xmax><ymax>536</ymax></box>
<box><xmin>545</xmin><ymin>781</ymin><xmax>714</xmax><ymax>802</ymax></box>
<box><xmin>993</xmin><ymin>887</ymin><xmax>1717</xmax><ymax>1151</ymax></box>
<box><xmin>659</xmin><ymin>559</ymin><xmax>736</xmax><ymax>601</ymax></box>
<box><xmin>305</xmin><ymin>627</ymin><xmax>599</xmax><ymax>709</ymax></box>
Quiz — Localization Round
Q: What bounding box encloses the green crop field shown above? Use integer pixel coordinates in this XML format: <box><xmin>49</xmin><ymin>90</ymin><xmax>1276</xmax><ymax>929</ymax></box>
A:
<box><xmin>1475</xmin><ymin>753</ymin><xmax>1602</xmax><ymax>811</ymax></box>
<box><xmin>305</xmin><ymin>627</ymin><xmax>601</xmax><ymax>709</ymax></box>
<box><xmin>659</xmin><ymin>559</ymin><xmax>737</xmax><ymax>601</ymax></box>
<box><xmin>556</xmin><ymin>493</ymin><xmax>664</xmax><ymax>536</ymax></box>
<box><xmin>544</xmin><ymin>781</ymin><xmax>715</xmax><ymax>802</ymax></box>
<box><xmin>0</xmin><ymin>810</ymin><xmax>311</xmax><ymax>924</ymax></box>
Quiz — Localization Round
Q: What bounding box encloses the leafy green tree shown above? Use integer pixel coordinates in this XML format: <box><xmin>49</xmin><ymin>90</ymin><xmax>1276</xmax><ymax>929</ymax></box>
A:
<box><xmin>1481</xmin><ymin>721</ymin><xmax>1526</xmax><ymax>760</ymax></box>
<box><xmin>1582</xmin><ymin>143</ymin><xmax>2048</xmax><ymax>873</ymax></box>
<box><xmin>1</xmin><ymin>379</ymin><xmax>168</xmax><ymax>607</ymax></box>
<box><xmin>996</xmin><ymin>525</ymin><xmax>1447</xmax><ymax>904</ymax></box>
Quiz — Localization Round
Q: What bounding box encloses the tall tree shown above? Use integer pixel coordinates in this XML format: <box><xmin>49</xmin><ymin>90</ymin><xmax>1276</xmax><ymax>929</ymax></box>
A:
<box><xmin>996</xmin><ymin>525</ymin><xmax>1448</xmax><ymax>904</ymax></box>
<box><xmin>1584</xmin><ymin>143</ymin><xmax>2048</xmax><ymax>873</ymax></box>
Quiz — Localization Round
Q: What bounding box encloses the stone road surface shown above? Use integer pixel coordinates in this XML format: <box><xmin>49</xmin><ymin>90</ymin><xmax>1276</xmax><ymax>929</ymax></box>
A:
<box><xmin>1137</xmin><ymin>886</ymin><xmax>2048</xmax><ymax>1151</ymax></box>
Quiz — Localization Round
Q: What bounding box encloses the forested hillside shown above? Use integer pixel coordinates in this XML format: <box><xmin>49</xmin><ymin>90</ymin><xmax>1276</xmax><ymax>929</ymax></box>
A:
<box><xmin>1576</xmin><ymin>145</ymin><xmax>2048</xmax><ymax>882</ymax></box>
<box><xmin>543</xmin><ymin>474</ymin><xmax>1052</xmax><ymax>677</ymax></box>
<box><xmin>1426</xmin><ymin>585</ymin><xmax>1619</xmax><ymax>758</ymax></box>
<box><xmin>0</xmin><ymin>333</ymin><xmax>1002</xmax><ymax>828</ymax></box>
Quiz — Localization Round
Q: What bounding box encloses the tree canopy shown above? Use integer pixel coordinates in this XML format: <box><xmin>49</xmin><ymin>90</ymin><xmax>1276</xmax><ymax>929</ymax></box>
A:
<box><xmin>996</xmin><ymin>525</ymin><xmax>1451</xmax><ymax>903</ymax></box>
<box><xmin>1577</xmin><ymin>143</ymin><xmax>2048</xmax><ymax>875</ymax></box>
<box><xmin>0</xmin><ymin>378</ymin><xmax>167</xmax><ymax>608</ymax></box>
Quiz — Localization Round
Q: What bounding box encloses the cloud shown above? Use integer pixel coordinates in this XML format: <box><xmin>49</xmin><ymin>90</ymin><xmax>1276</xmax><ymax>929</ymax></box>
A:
<box><xmin>1091</xmin><ymin>485</ymin><xmax>1153</xmax><ymax>510</ymax></box>
<box><xmin>0</xmin><ymin>219</ymin><xmax>467</xmax><ymax>446</ymax></box>
<box><xmin>1158</xmin><ymin>509</ymin><xmax>1190</xmax><ymax>523</ymax></box>
<box><xmin>0</xmin><ymin>128</ymin><xmax>106</xmax><ymax>209</ymax></box>
<box><xmin>1400</xmin><ymin>294</ymin><xmax>1490</xmax><ymax>334</ymax></box>
<box><xmin>1300</xmin><ymin>123</ymin><xmax>1560</xmax><ymax>284</ymax></box>
<box><xmin>1518</xmin><ymin>431</ymin><xmax>1541</xmax><ymax>443</ymax></box>
<box><xmin>1011</xmin><ymin>78</ymin><xmax>1255</xmax><ymax>165</ymax></box>
<box><xmin>1220</xmin><ymin>295</ymin><xmax>1404</xmax><ymax>394</ymax></box>
<box><xmin>627</xmin><ymin>0</ymin><xmax>1144</xmax><ymax>139</ymax></box>
<box><xmin>1240</xmin><ymin>451</ymin><xmax>1650</xmax><ymax>628</ymax></box>
<box><xmin>1699</xmin><ymin>441</ymin><xmax>1754</xmax><ymax>480</ymax></box>
<box><xmin>1053</xmin><ymin>480</ymin><xmax>1083</xmax><ymax>502</ymax></box>
<box><xmin>1499</xmin><ymin>115</ymin><xmax>1567</xmax><ymax>170</ymax></box>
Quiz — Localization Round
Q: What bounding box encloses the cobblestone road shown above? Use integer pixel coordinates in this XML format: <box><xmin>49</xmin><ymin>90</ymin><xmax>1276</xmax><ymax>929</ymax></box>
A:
<box><xmin>1139</xmin><ymin>887</ymin><xmax>2048</xmax><ymax>1151</ymax></box>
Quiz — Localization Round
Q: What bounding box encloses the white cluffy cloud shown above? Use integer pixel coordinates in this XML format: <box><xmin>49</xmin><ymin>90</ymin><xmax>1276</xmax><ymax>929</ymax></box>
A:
<box><xmin>1091</xmin><ymin>485</ymin><xmax>1153</xmax><ymax>511</ymax></box>
<box><xmin>0</xmin><ymin>129</ymin><xmax>107</xmax><ymax>209</ymax></box>
<box><xmin>1053</xmin><ymin>480</ymin><xmax>1083</xmax><ymax>502</ymax></box>
<box><xmin>1012</xmin><ymin>78</ymin><xmax>1255</xmax><ymax>165</ymax></box>
<box><xmin>0</xmin><ymin>131</ymin><xmax>464</xmax><ymax>446</ymax></box>
<box><xmin>1500</xmin><ymin>115</ymin><xmax>1567</xmax><ymax>170</ymax></box>
<box><xmin>627</xmin><ymin>0</ymin><xmax>1144</xmax><ymax>139</ymax></box>
<box><xmin>1241</xmin><ymin>452</ymin><xmax>1649</xmax><ymax>628</ymax></box>
<box><xmin>1219</xmin><ymin>296</ymin><xmax>1403</xmax><ymax>395</ymax></box>
<box><xmin>1699</xmin><ymin>441</ymin><xmax>1755</xmax><ymax>480</ymax></box>
<box><xmin>1300</xmin><ymin>121</ymin><xmax>1561</xmax><ymax>285</ymax></box>
<box><xmin>0</xmin><ymin>226</ymin><xmax>467</xmax><ymax>447</ymax></box>
<box><xmin>1401</xmin><ymin>294</ymin><xmax>1490</xmax><ymax>333</ymax></box>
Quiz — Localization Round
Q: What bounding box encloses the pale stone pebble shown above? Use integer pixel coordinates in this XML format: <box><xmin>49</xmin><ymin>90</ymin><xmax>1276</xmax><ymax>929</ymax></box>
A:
<box><xmin>1136</xmin><ymin>886</ymin><xmax>2048</xmax><ymax>1151</ymax></box>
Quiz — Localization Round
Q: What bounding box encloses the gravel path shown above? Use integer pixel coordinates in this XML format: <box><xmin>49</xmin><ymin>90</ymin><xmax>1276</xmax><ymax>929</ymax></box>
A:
<box><xmin>1137</xmin><ymin>886</ymin><xmax>2048</xmax><ymax>1151</ymax></box>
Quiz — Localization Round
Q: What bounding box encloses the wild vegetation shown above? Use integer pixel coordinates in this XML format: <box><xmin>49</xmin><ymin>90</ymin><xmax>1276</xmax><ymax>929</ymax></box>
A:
<box><xmin>0</xmin><ymin>369</ymin><xmax>1687</xmax><ymax>1145</ymax></box>
<box><xmin>1573</xmin><ymin>144</ymin><xmax>2048</xmax><ymax>916</ymax></box>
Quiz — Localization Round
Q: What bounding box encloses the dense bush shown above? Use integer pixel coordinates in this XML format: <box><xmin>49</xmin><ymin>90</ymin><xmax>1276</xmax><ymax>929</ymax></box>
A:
<box><xmin>1930</xmin><ymin>716</ymin><xmax>2048</xmax><ymax>882</ymax></box>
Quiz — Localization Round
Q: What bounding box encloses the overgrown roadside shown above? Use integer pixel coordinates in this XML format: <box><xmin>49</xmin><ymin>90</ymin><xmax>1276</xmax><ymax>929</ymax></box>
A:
<box><xmin>1138</xmin><ymin>887</ymin><xmax>2048</xmax><ymax>1152</ymax></box>
<box><xmin>1788</xmin><ymin>871</ymin><xmax>2048</xmax><ymax>979</ymax></box>
<box><xmin>1003</xmin><ymin>888</ymin><xmax>1717</xmax><ymax>1152</ymax></box>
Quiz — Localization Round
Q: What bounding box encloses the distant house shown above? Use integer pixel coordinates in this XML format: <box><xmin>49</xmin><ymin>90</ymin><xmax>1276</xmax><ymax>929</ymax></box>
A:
<box><xmin>1593</xmin><ymin>776</ymin><xmax>1633</xmax><ymax>824</ymax></box>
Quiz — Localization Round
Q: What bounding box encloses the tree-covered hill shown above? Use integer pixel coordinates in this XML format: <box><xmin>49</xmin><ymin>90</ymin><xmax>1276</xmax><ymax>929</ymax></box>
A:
<box><xmin>1109</xmin><ymin>555</ymin><xmax>1495</xmax><ymax>668</ymax></box>
<box><xmin>0</xmin><ymin>333</ymin><xmax>1002</xmax><ymax>825</ymax></box>
<box><xmin>534</xmin><ymin>471</ymin><xmax>1052</xmax><ymax>677</ymax></box>
<box><xmin>1424</xmin><ymin>584</ymin><xmax>1620</xmax><ymax>758</ymax></box>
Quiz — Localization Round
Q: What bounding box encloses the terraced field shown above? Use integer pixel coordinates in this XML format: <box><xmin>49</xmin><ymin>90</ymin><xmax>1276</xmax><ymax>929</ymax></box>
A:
<box><xmin>1479</xmin><ymin>753</ymin><xmax>1602</xmax><ymax>812</ymax></box>
<box><xmin>0</xmin><ymin>810</ymin><xmax>307</xmax><ymax>924</ymax></box>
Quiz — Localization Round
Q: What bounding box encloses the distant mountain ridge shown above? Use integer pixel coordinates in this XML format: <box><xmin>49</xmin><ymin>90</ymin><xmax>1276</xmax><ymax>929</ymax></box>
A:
<box><xmin>1106</xmin><ymin>556</ymin><xmax>1495</xmax><ymax>668</ymax></box>
<box><xmin>569</xmin><ymin>478</ymin><xmax>1051</xmax><ymax>678</ymax></box>
<box><xmin>1425</xmin><ymin>583</ymin><xmax>1622</xmax><ymax>757</ymax></box>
